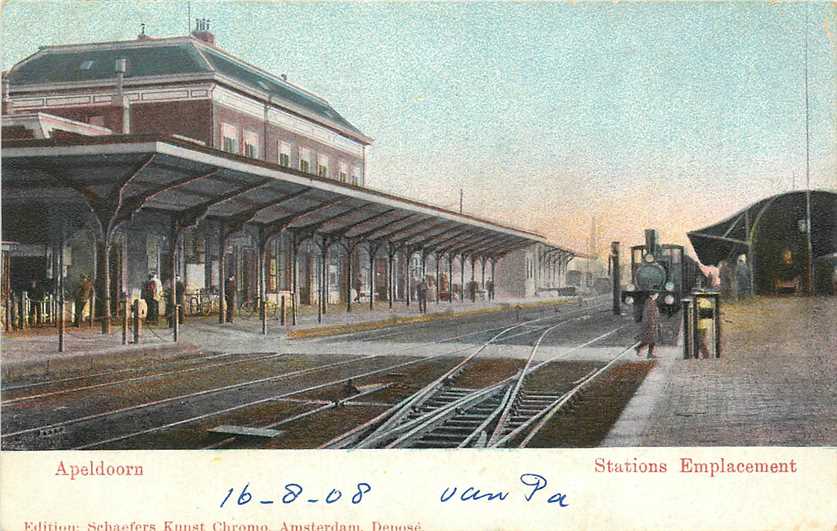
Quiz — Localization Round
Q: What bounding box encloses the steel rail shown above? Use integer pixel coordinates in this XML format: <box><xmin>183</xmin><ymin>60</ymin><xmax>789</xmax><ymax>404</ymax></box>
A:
<box><xmin>386</xmin><ymin>324</ymin><xmax>627</xmax><ymax>449</ymax></box>
<box><xmin>200</xmin><ymin>383</ymin><xmax>395</xmax><ymax>450</ymax></box>
<box><xmin>514</xmin><ymin>340</ymin><xmax>641</xmax><ymax>448</ymax></box>
<box><xmin>3</xmin><ymin>311</ymin><xmax>560</xmax><ymax>439</ymax></box>
<box><xmin>487</xmin><ymin>317</ymin><xmax>580</xmax><ymax>446</ymax></box>
<box><xmin>1</xmin><ymin>350</ymin><xmax>246</xmax><ymax>394</ymax></box>
<box><xmin>3</xmin><ymin>307</ymin><xmax>584</xmax><ymax>449</ymax></box>
<box><xmin>1</xmin><ymin>352</ymin><xmax>289</xmax><ymax>405</ymax></box>
<box><xmin>326</xmin><ymin>302</ymin><xmax>610</xmax><ymax>449</ymax></box>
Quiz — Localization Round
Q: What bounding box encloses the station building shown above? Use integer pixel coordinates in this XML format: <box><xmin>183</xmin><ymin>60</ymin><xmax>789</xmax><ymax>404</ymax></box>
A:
<box><xmin>1</xmin><ymin>26</ymin><xmax>581</xmax><ymax>331</ymax></box>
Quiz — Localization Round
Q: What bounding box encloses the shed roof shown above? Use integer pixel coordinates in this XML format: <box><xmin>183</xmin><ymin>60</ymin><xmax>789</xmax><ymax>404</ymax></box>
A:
<box><xmin>687</xmin><ymin>190</ymin><xmax>837</xmax><ymax>266</ymax></box>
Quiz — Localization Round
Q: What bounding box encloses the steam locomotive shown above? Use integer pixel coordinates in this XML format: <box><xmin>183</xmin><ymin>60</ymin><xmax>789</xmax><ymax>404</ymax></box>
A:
<box><xmin>621</xmin><ymin>229</ymin><xmax>703</xmax><ymax>319</ymax></box>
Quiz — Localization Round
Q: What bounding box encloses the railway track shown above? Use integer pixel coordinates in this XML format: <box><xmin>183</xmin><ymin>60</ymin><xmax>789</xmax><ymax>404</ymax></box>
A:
<box><xmin>1</xmin><ymin>296</ymin><xmax>601</xmax><ymax>404</ymax></box>
<box><xmin>198</xmin><ymin>302</ymin><xmax>610</xmax><ymax>450</ymax></box>
<box><xmin>2</xmin><ymin>303</ymin><xmax>605</xmax><ymax>450</ymax></box>
<box><xmin>323</xmin><ymin>322</ymin><xmax>632</xmax><ymax>449</ymax></box>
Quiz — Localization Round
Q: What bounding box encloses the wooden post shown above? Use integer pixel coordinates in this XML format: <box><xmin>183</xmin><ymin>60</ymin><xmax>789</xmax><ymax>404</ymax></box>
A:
<box><xmin>57</xmin><ymin>230</ymin><xmax>65</xmax><ymax>352</ymax></box>
<box><xmin>173</xmin><ymin>304</ymin><xmax>180</xmax><ymax>342</ymax></box>
<box><xmin>121</xmin><ymin>296</ymin><xmax>129</xmax><ymax>345</ymax></box>
<box><xmin>132</xmin><ymin>299</ymin><xmax>141</xmax><ymax>344</ymax></box>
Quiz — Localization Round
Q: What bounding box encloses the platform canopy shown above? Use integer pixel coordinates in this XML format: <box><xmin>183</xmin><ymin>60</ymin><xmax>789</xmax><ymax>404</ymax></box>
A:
<box><xmin>687</xmin><ymin>190</ymin><xmax>837</xmax><ymax>266</ymax></box>
<box><xmin>2</xmin><ymin>134</ymin><xmax>546</xmax><ymax>257</ymax></box>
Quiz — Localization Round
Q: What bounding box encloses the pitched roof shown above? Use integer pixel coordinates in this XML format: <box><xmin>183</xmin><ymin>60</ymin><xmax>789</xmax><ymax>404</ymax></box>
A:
<box><xmin>5</xmin><ymin>37</ymin><xmax>370</xmax><ymax>143</ymax></box>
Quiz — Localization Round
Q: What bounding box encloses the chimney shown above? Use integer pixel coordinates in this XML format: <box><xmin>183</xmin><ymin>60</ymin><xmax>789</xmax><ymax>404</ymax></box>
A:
<box><xmin>137</xmin><ymin>23</ymin><xmax>151</xmax><ymax>40</ymax></box>
<box><xmin>192</xmin><ymin>18</ymin><xmax>216</xmax><ymax>46</ymax></box>
<box><xmin>112</xmin><ymin>59</ymin><xmax>131</xmax><ymax>134</ymax></box>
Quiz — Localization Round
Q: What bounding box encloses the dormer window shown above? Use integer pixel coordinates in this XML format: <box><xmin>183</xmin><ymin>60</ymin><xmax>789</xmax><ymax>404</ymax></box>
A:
<box><xmin>80</xmin><ymin>60</ymin><xmax>95</xmax><ymax>70</ymax></box>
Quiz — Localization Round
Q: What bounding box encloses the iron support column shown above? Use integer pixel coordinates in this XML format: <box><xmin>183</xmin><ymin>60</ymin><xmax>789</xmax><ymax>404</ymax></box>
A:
<box><xmin>435</xmin><ymin>254</ymin><xmax>440</xmax><ymax>304</ymax></box>
<box><xmin>369</xmin><ymin>243</ymin><xmax>377</xmax><ymax>311</ymax></box>
<box><xmin>448</xmin><ymin>254</ymin><xmax>454</xmax><ymax>304</ymax></box>
<box><xmin>218</xmin><ymin>221</ymin><xmax>226</xmax><ymax>324</ymax></box>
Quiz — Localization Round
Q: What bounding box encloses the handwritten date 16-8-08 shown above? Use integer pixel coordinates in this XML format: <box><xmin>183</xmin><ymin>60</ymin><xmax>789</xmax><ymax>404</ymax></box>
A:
<box><xmin>220</xmin><ymin>482</ymin><xmax>372</xmax><ymax>508</ymax></box>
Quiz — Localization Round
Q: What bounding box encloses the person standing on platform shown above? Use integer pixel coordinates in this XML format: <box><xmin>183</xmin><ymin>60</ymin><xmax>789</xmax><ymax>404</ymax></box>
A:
<box><xmin>417</xmin><ymin>277</ymin><xmax>428</xmax><ymax>314</ymax></box>
<box><xmin>354</xmin><ymin>275</ymin><xmax>363</xmax><ymax>303</ymax></box>
<box><xmin>718</xmin><ymin>259</ymin><xmax>735</xmax><ymax>300</ymax></box>
<box><xmin>487</xmin><ymin>280</ymin><xmax>495</xmax><ymax>302</ymax></box>
<box><xmin>175</xmin><ymin>275</ymin><xmax>186</xmax><ymax>324</ymax></box>
<box><xmin>635</xmin><ymin>292</ymin><xmax>660</xmax><ymax>359</ymax></box>
<box><xmin>27</xmin><ymin>278</ymin><xmax>45</xmax><ymax>326</ymax></box>
<box><xmin>144</xmin><ymin>273</ymin><xmax>160</xmax><ymax>324</ymax></box>
<box><xmin>735</xmin><ymin>255</ymin><xmax>752</xmax><ymax>298</ymax></box>
<box><xmin>225</xmin><ymin>274</ymin><xmax>236</xmax><ymax>323</ymax></box>
<box><xmin>74</xmin><ymin>274</ymin><xmax>93</xmax><ymax>327</ymax></box>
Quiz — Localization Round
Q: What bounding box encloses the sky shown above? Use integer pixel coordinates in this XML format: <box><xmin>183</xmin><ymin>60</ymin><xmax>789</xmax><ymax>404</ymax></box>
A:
<box><xmin>2</xmin><ymin>0</ymin><xmax>835</xmax><ymax>259</ymax></box>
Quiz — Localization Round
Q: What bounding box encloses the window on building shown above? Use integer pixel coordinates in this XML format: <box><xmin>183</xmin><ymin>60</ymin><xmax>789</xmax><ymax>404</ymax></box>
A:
<box><xmin>338</xmin><ymin>161</ymin><xmax>348</xmax><ymax>183</ymax></box>
<box><xmin>278</xmin><ymin>141</ymin><xmax>291</xmax><ymax>167</ymax></box>
<box><xmin>351</xmin><ymin>164</ymin><xmax>362</xmax><ymax>186</ymax></box>
<box><xmin>299</xmin><ymin>147</ymin><xmax>311</xmax><ymax>173</ymax></box>
<box><xmin>221</xmin><ymin>123</ymin><xmax>239</xmax><ymax>154</ymax></box>
<box><xmin>317</xmin><ymin>154</ymin><xmax>329</xmax><ymax>178</ymax></box>
<box><xmin>243</xmin><ymin>130</ymin><xmax>259</xmax><ymax>158</ymax></box>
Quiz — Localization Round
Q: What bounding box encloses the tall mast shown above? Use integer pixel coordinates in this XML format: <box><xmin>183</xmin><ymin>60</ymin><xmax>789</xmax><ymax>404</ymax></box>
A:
<box><xmin>804</xmin><ymin>1</ymin><xmax>813</xmax><ymax>294</ymax></box>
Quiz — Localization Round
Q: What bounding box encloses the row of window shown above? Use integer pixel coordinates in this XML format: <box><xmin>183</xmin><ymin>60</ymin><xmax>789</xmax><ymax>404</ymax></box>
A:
<box><xmin>221</xmin><ymin>123</ymin><xmax>362</xmax><ymax>185</ymax></box>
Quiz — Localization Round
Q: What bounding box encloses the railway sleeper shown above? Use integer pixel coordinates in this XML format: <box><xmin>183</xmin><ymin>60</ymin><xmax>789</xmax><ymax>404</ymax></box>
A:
<box><xmin>422</xmin><ymin>428</ymin><xmax>474</xmax><ymax>441</ymax></box>
<box><xmin>513</xmin><ymin>407</ymin><xmax>548</xmax><ymax>416</ymax></box>
<box><xmin>520</xmin><ymin>395</ymin><xmax>560</xmax><ymax>403</ymax></box>
<box><xmin>445</xmin><ymin>419</ymin><xmax>484</xmax><ymax>427</ymax></box>
<box><xmin>521</xmin><ymin>393</ymin><xmax>561</xmax><ymax>400</ymax></box>
<box><xmin>411</xmin><ymin>440</ymin><xmax>460</xmax><ymax>448</ymax></box>
<box><xmin>418</xmin><ymin>433</ymin><xmax>468</xmax><ymax>441</ymax></box>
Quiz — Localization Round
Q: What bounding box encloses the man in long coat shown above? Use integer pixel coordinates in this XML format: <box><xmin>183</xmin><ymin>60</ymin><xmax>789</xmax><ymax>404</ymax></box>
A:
<box><xmin>735</xmin><ymin>255</ymin><xmax>752</xmax><ymax>298</ymax></box>
<box><xmin>635</xmin><ymin>292</ymin><xmax>660</xmax><ymax>359</ymax></box>
<box><xmin>225</xmin><ymin>274</ymin><xmax>236</xmax><ymax>323</ymax></box>
<box><xmin>718</xmin><ymin>260</ymin><xmax>735</xmax><ymax>300</ymax></box>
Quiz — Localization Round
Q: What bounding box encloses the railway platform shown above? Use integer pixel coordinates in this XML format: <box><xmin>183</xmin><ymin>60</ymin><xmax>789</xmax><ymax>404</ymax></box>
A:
<box><xmin>0</xmin><ymin>294</ymin><xmax>585</xmax><ymax>381</ymax></box>
<box><xmin>603</xmin><ymin>296</ymin><xmax>836</xmax><ymax>446</ymax></box>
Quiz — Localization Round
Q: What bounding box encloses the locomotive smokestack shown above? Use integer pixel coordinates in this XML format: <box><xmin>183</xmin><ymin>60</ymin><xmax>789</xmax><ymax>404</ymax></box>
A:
<box><xmin>644</xmin><ymin>229</ymin><xmax>659</xmax><ymax>256</ymax></box>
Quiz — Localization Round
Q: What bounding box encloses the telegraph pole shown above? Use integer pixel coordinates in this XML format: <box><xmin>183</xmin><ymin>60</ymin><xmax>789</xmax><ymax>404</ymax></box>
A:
<box><xmin>804</xmin><ymin>1</ymin><xmax>814</xmax><ymax>294</ymax></box>
<box><xmin>611</xmin><ymin>241</ymin><xmax>621</xmax><ymax>315</ymax></box>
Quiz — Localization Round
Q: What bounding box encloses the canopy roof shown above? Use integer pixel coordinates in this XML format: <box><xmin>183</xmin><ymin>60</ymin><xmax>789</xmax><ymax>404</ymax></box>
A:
<box><xmin>687</xmin><ymin>190</ymin><xmax>837</xmax><ymax>266</ymax></box>
<box><xmin>2</xmin><ymin>134</ymin><xmax>575</xmax><ymax>258</ymax></box>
